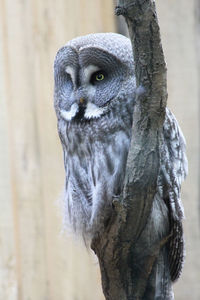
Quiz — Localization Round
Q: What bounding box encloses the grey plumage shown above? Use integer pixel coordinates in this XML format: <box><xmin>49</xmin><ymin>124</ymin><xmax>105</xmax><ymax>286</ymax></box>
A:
<box><xmin>54</xmin><ymin>33</ymin><xmax>187</xmax><ymax>282</ymax></box>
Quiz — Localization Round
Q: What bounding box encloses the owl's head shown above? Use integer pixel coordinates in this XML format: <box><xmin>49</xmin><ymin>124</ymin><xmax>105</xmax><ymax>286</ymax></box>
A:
<box><xmin>54</xmin><ymin>33</ymin><xmax>135</xmax><ymax>122</ymax></box>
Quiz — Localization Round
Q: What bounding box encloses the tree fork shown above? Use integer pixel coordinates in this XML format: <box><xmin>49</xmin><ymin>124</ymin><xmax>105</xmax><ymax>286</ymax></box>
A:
<box><xmin>91</xmin><ymin>1</ymin><xmax>172</xmax><ymax>299</ymax></box>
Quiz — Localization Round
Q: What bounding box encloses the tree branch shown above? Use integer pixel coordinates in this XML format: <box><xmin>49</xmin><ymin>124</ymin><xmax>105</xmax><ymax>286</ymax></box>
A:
<box><xmin>91</xmin><ymin>1</ymin><xmax>171</xmax><ymax>299</ymax></box>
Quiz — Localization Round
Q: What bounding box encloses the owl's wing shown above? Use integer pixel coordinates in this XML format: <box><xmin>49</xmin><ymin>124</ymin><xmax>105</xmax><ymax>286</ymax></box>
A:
<box><xmin>158</xmin><ymin>108</ymin><xmax>188</xmax><ymax>282</ymax></box>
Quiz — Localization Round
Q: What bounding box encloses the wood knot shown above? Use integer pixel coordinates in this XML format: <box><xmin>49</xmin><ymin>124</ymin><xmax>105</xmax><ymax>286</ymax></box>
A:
<box><xmin>115</xmin><ymin>6</ymin><xmax>127</xmax><ymax>16</ymax></box>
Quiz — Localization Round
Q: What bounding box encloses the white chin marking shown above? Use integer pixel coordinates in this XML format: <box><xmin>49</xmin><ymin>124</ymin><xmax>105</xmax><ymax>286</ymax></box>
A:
<box><xmin>60</xmin><ymin>103</ymin><xmax>78</xmax><ymax>121</ymax></box>
<box><xmin>84</xmin><ymin>102</ymin><xmax>105</xmax><ymax>119</ymax></box>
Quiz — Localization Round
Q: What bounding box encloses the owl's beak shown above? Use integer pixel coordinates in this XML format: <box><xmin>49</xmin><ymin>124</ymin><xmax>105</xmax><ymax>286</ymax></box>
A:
<box><xmin>79</xmin><ymin>98</ymin><xmax>85</xmax><ymax>105</ymax></box>
<box><xmin>71</xmin><ymin>98</ymin><xmax>87</xmax><ymax>121</ymax></box>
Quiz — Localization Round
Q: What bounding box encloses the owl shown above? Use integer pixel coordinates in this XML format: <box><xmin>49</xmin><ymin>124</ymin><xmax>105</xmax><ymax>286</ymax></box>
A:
<box><xmin>54</xmin><ymin>33</ymin><xmax>187</xmax><ymax>281</ymax></box>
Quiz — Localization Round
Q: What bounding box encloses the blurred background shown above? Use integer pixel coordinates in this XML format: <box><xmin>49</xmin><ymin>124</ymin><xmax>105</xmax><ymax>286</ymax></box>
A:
<box><xmin>0</xmin><ymin>0</ymin><xmax>199</xmax><ymax>299</ymax></box>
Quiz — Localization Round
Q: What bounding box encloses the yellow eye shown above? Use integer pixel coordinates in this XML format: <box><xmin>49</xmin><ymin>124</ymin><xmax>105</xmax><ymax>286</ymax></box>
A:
<box><xmin>91</xmin><ymin>71</ymin><xmax>106</xmax><ymax>85</ymax></box>
<box><xmin>95</xmin><ymin>73</ymin><xmax>105</xmax><ymax>81</ymax></box>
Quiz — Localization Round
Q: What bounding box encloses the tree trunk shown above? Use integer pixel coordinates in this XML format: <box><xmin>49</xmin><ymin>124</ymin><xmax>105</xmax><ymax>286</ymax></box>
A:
<box><xmin>91</xmin><ymin>1</ymin><xmax>172</xmax><ymax>299</ymax></box>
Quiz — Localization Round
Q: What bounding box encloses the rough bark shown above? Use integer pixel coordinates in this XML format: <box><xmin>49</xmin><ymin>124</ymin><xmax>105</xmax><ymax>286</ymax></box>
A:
<box><xmin>91</xmin><ymin>1</ymin><xmax>169</xmax><ymax>299</ymax></box>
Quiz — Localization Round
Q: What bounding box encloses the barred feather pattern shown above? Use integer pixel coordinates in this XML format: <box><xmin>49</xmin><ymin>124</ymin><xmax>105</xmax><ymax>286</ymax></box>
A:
<box><xmin>158</xmin><ymin>108</ymin><xmax>188</xmax><ymax>281</ymax></box>
<box><xmin>60</xmin><ymin>104</ymin><xmax>187</xmax><ymax>282</ymax></box>
<box><xmin>59</xmin><ymin>95</ymin><xmax>135</xmax><ymax>238</ymax></box>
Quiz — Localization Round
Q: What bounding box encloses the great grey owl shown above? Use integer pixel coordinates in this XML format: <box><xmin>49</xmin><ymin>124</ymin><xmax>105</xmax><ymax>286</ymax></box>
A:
<box><xmin>54</xmin><ymin>33</ymin><xmax>187</xmax><ymax>281</ymax></box>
